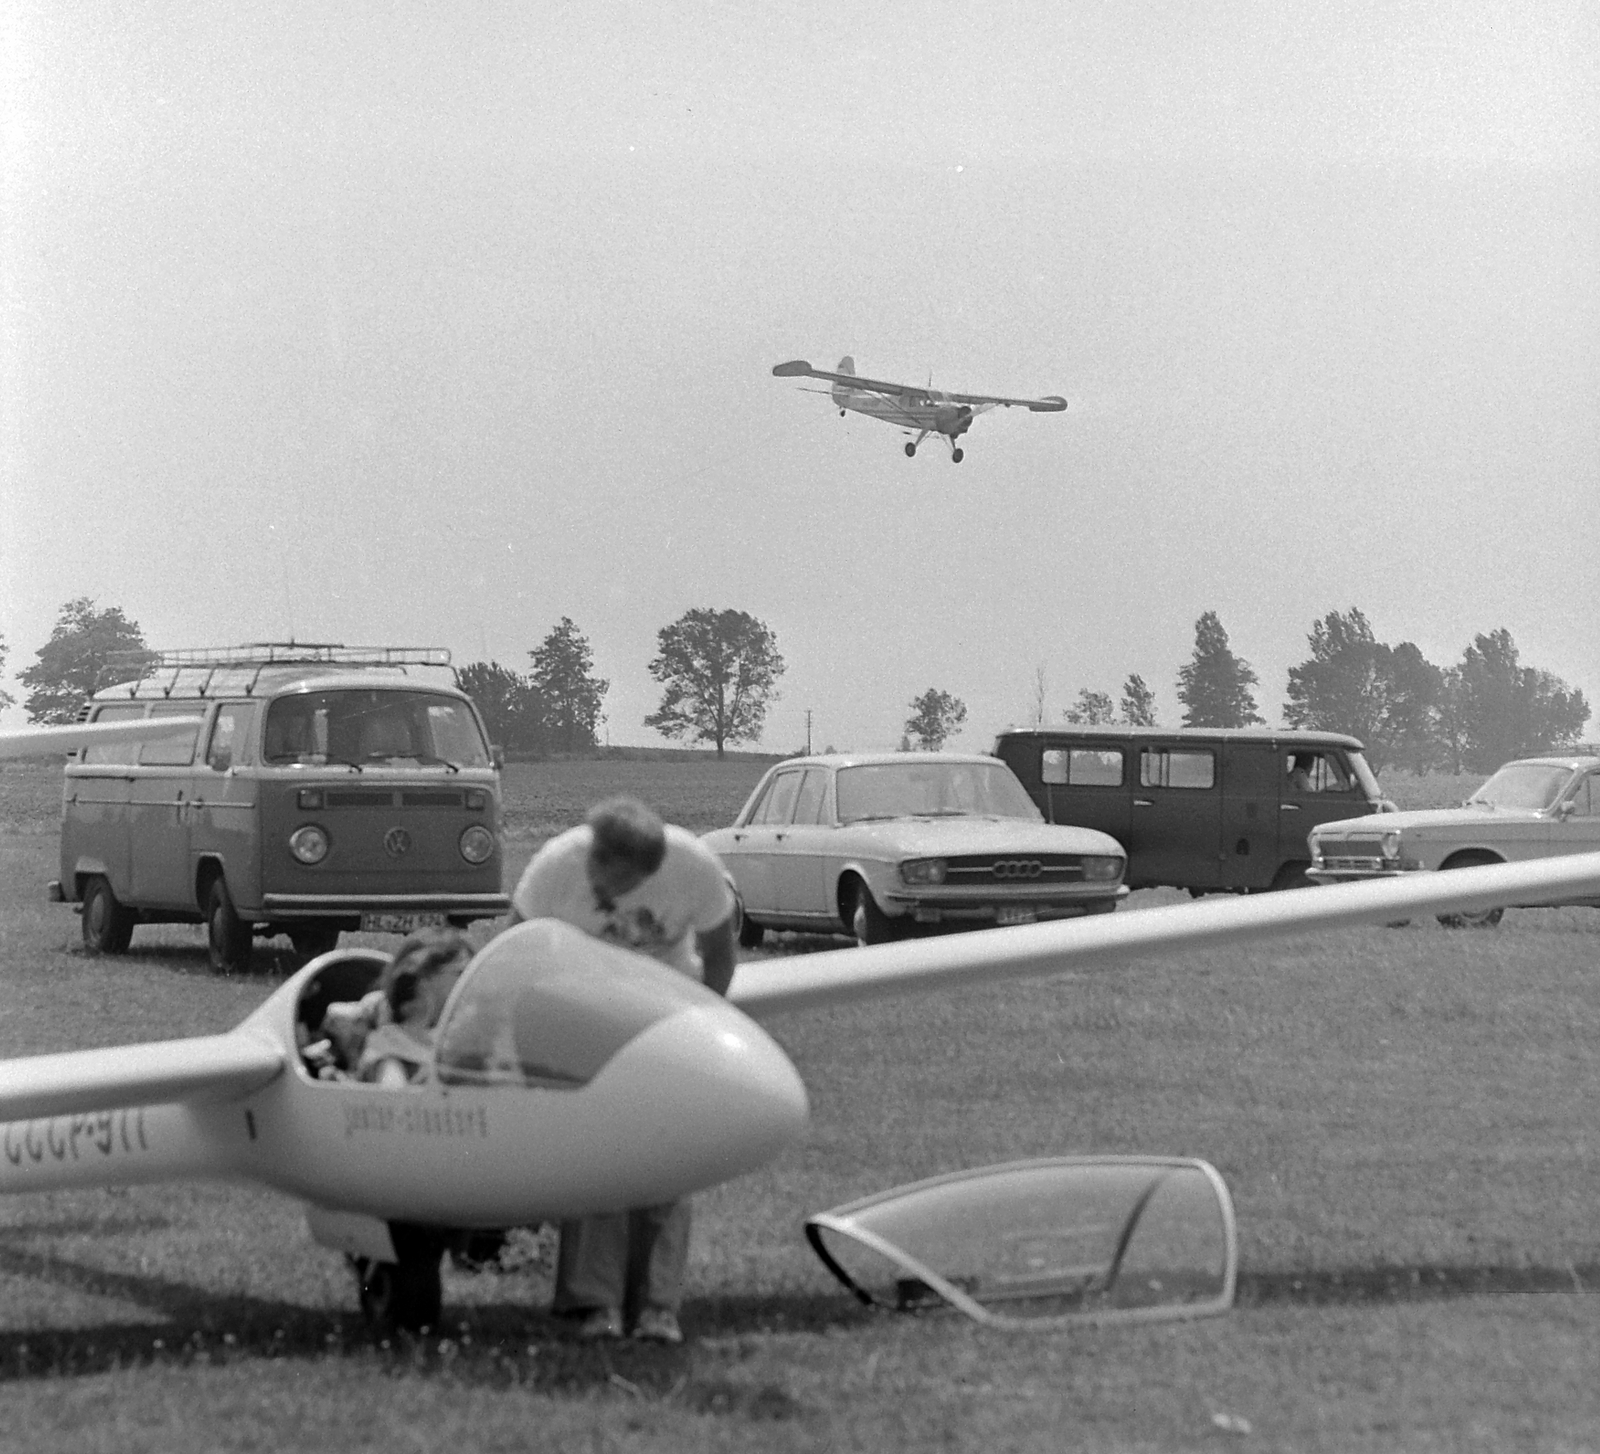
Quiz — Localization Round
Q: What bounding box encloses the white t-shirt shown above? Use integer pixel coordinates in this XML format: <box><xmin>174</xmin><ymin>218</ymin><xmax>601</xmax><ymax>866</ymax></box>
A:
<box><xmin>510</xmin><ymin>823</ymin><xmax>734</xmax><ymax>979</ymax></box>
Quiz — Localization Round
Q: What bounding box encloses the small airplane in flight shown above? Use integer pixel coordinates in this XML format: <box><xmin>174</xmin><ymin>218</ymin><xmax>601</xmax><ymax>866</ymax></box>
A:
<box><xmin>774</xmin><ymin>356</ymin><xmax>1067</xmax><ymax>461</ymax></box>
<box><xmin>3</xmin><ymin>717</ymin><xmax>1598</xmax><ymax>1334</ymax></box>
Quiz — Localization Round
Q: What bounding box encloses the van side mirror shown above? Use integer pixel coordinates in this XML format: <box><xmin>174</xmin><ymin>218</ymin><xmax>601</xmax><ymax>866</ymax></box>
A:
<box><xmin>210</xmin><ymin>747</ymin><xmax>233</xmax><ymax>773</ymax></box>
<box><xmin>490</xmin><ymin>744</ymin><xmax>505</xmax><ymax>771</ymax></box>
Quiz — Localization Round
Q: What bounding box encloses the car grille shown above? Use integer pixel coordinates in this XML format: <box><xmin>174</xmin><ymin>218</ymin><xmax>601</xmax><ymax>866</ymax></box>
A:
<box><xmin>1318</xmin><ymin>835</ymin><xmax>1389</xmax><ymax>872</ymax></box>
<box><xmin>1321</xmin><ymin>856</ymin><xmax>1385</xmax><ymax>871</ymax></box>
<box><xmin>325</xmin><ymin>789</ymin><xmax>469</xmax><ymax>808</ymax></box>
<box><xmin>942</xmin><ymin>855</ymin><xmax>1091</xmax><ymax>884</ymax></box>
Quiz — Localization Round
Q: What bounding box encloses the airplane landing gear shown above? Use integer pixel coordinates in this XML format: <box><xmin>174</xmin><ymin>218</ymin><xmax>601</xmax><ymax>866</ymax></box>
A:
<box><xmin>951</xmin><ymin>448</ymin><xmax>964</xmax><ymax>463</ymax></box>
<box><xmin>354</xmin><ymin>1224</ymin><xmax>445</xmax><ymax>1337</ymax></box>
<box><xmin>904</xmin><ymin>441</ymin><xmax>917</xmax><ymax>457</ymax></box>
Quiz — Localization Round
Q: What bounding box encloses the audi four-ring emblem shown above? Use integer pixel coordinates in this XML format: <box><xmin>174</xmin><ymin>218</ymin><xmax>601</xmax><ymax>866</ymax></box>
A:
<box><xmin>991</xmin><ymin>860</ymin><xmax>1042</xmax><ymax>879</ymax></box>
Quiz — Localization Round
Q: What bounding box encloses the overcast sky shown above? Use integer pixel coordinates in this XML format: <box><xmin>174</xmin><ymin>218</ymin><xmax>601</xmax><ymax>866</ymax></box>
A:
<box><xmin>3</xmin><ymin>3</ymin><xmax>1596</xmax><ymax>753</ymax></box>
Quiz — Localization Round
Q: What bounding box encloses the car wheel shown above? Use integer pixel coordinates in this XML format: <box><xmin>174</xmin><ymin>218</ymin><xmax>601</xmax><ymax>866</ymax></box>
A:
<box><xmin>289</xmin><ymin>924</ymin><xmax>341</xmax><ymax>961</ymax></box>
<box><xmin>1435</xmin><ymin>853</ymin><xmax>1506</xmax><ymax>929</ymax></box>
<box><xmin>849</xmin><ymin>880</ymin><xmax>899</xmax><ymax>947</ymax></box>
<box><xmin>736</xmin><ymin>902</ymin><xmax>765</xmax><ymax>950</ymax></box>
<box><xmin>205</xmin><ymin>876</ymin><xmax>255</xmax><ymax>972</ymax></box>
<box><xmin>81</xmin><ymin>876</ymin><xmax>135</xmax><ymax>954</ymax></box>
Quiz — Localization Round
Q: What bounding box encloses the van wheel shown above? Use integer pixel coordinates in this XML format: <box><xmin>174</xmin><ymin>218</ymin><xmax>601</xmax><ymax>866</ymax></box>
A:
<box><xmin>849</xmin><ymin>880</ymin><xmax>899</xmax><ymax>947</ymax></box>
<box><xmin>206</xmin><ymin>877</ymin><xmax>255</xmax><ymax>972</ymax></box>
<box><xmin>81</xmin><ymin>877</ymin><xmax>135</xmax><ymax>954</ymax></box>
<box><xmin>289</xmin><ymin>925</ymin><xmax>341</xmax><ymax>961</ymax></box>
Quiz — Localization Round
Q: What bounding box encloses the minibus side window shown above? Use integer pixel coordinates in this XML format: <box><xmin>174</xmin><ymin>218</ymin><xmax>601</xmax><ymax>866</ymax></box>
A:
<box><xmin>82</xmin><ymin>705</ymin><xmax>146</xmax><ymax>765</ymax></box>
<box><xmin>207</xmin><ymin>703</ymin><xmax>257</xmax><ymax>771</ymax></box>
<box><xmin>1140</xmin><ymin>749</ymin><xmax>1215</xmax><ymax>789</ymax></box>
<box><xmin>139</xmin><ymin>703</ymin><xmax>204</xmax><ymax>766</ymax></box>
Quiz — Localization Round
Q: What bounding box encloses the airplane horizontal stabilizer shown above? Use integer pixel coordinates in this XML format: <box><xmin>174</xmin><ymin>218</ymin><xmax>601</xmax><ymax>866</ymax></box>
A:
<box><xmin>728</xmin><ymin>852</ymin><xmax>1600</xmax><ymax>1020</ymax></box>
<box><xmin>0</xmin><ymin>1031</ymin><xmax>284</xmax><ymax>1123</ymax></box>
<box><xmin>772</xmin><ymin>360</ymin><xmax>813</xmax><ymax>377</ymax></box>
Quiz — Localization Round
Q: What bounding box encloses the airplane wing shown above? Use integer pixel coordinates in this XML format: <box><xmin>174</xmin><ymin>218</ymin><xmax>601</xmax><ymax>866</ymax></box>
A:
<box><xmin>0</xmin><ymin>1030</ymin><xmax>284</xmax><ymax>1122</ymax></box>
<box><xmin>0</xmin><ymin>717</ymin><xmax>206</xmax><ymax>761</ymax></box>
<box><xmin>773</xmin><ymin>360</ymin><xmax>1065</xmax><ymax>411</ymax></box>
<box><xmin>773</xmin><ymin>359</ymin><xmax>934</xmax><ymax>402</ymax></box>
<box><xmin>728</xmin><ymin>852</ymin><xmax>1600</xmax><ymax>1020</ymax></box>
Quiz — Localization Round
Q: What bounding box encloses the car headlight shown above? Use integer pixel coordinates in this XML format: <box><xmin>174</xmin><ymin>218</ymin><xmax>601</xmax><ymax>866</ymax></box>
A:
<box><xmin>289</xmin><ymin>824</ymin><xmax>330</xmax><ymax>865</ymax></box>
<box><xmin>1082</xmin><ymin>855</ymin><xmax>1123</xmax><ymax>883</ymax></box>
<box><xmin>900</xmin><ymin>858</ymin><xmax>948</xmax><ymax>886</ymax></box>
<box><xmin>459</xmin><ymin>824</ymin><xmax>496</xmax><ymax>864</ymax></box>
<box><xmin>1381</xmin><ymin>830</ymin><xmax>1402</xmax><ymax>858</ymax></box>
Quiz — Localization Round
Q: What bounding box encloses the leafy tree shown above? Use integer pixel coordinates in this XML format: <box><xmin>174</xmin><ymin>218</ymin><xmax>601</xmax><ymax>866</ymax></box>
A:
<box><xmin>905</xmin><ymin>688</ymin><xmax>968</xmax><ymax>750</ymax></box>
<box><xmin>1064</xmin><ymin>688</ymin><xmax>1115</xmax><ymax>725</ymax></box>
<box><xmin>457</xmin><ymin>660</ymin><xmax>544</xmax><ymax>754</ymax></box>
<box><xmin>530</xmin><ymin>618</ymin><xmax>608</xmax><ymax>752</ymax></box>
<box><xmin>0</xmin><ymin>634</ymin><xmax>13</xmax><ymax>717</ymax></box>
<box><xmin>21</xmin><ymin>599</ymin><xmax>154</xmax><ymax>723</ymax></box>
<box><xmin>644</xmin><ymin>608</ymin><xmax>785</xmax><ymax>759</ymax></box>
<box><xmin>1380</xmin><ymin>642</ymin><xmax>1444</xmax><ymax>774</ymax></box>
<box><xmin>1446</xmin><ymin>628</ymin><xmax>1589</xmax><ymax>772</ymax></box>
<box><xmin>1176</xmin><ymin>611</ymin><xmax>1262</xmax><ymax>728</ymax></box>
<box><xmin>1120</xmin><ymin>673</ymin><xmax>1157</xmax><ymax>727</ymax></box>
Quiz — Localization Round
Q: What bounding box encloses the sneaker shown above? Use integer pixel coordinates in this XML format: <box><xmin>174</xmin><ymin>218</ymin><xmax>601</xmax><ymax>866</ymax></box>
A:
<box><xmin>632</xmin><ymin>1307</ymin><xmax>683</xmax><ymax>1345</ymax></box>
<box><xmin>576</xmin><ymin>1306</ymin><xmax>624</xmax><ymax>1341</ymax></box>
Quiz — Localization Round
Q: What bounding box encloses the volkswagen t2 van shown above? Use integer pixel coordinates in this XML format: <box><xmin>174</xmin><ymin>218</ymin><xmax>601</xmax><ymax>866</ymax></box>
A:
<box><xmin>992</xmin><ymin>727</ymin><xmax>1391</xmax><ymax>894</ymax></box>
<box><xmin>50</xmin><ymin>645</ymin><xmax>510</xmax><ymax>970</ymax></box>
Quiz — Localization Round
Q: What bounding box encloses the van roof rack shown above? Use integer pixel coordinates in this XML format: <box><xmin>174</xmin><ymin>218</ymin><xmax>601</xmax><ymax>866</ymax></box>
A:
<box><xmin>99</xmin><ymin>643</ymin><xmax>455</xmax><ymax>699</ymax></box>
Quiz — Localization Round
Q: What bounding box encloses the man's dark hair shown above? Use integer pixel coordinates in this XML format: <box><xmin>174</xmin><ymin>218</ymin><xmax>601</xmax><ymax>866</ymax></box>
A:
<box><xmin>381</xmin><ymin>926</ymin><xmax>472</xmax><ymax>1018</ymax></box>
<box><xmin>586</xmin><ymin>795</ymin><xmax>667</xmax><ymax>876</ymax></box>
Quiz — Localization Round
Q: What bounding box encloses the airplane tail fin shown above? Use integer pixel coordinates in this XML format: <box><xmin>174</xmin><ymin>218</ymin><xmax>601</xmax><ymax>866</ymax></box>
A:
<box><xmin>836</xmin><ymin>356</ymin><xmax>855</xmax><ymax>375</ymax></box>
<box><xmin>831</xmin><ymin>356</ymin><xmax>857</xmax><ymax>408</ymax></box>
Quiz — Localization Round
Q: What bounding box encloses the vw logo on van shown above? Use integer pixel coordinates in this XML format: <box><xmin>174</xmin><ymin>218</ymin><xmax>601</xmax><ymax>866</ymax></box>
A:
<box><xmin>991</xmin><ymin>860</ymin><xmax>1042</xmax><ymax>880</ymax></box>
<box><xmin>384</xmin><ymin>827</ymin><xmax>413</xmax><ymax>859</ymax></box>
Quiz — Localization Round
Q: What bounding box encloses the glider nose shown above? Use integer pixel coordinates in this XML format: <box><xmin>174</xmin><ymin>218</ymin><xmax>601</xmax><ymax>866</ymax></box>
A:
<box><xmin>600</xmin><ymin>1003</ymin><xmax>810</xmax><ymax>1199</ymax></box>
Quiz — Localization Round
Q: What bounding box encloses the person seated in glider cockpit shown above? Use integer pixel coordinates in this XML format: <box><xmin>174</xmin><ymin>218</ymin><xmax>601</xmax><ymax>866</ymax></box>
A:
<box><xmin>305</xmin><ymin>927</ymin><xmax>472</xmax><ymax>1084</ymax></box>
<box><xmin>356</xmin><ymin>927</ymin><xmax>473</xmax><ymax>1085</ymax></box>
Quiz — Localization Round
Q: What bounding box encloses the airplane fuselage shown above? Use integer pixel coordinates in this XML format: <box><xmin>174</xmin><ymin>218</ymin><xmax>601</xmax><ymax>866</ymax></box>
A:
<box><xmin>831</xmin><ymin>383</ymin><xmax>975</xmax><ymax>441</ymax></box>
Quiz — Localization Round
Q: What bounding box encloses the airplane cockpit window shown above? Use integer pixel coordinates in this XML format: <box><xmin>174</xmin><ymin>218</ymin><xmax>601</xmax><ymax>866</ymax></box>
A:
<box><xmin>431</xmin><ymin>920</ymin><xmax>704</xmax><ymax>1090</ymax></box>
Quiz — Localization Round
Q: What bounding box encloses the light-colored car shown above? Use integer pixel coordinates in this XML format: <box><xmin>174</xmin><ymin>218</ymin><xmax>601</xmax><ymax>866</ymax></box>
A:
<box><xmin>1306</xmin><ymin>755</ymin><xmax>1600</xmax><ymax>926</ymax></box>
<box><xmin>703</xmin><ymin>753</ymin><xmax>1128</xmax><ymax>946</ymax></box>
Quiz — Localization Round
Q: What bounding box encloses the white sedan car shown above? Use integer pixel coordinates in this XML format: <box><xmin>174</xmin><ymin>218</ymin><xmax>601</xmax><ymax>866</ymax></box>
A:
<box><xmin>703</xmin><ymin>753</ymin><xmax>1128</xmax><ymax>947</ymax></box>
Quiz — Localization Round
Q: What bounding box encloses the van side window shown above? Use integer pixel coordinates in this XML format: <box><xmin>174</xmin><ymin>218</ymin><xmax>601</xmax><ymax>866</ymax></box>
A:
<box><xmin>207</xmin><ymin>703</ymin><xmax>257</xmax><ymax>770</ymax></box>
<box><xmin>82</xmin><ymin>706</ymin><xmax>147</xmax><ymax>764</ymax></box>
<box><xmin>1042</xmin><ymin>748</ymin><xmax>1123</xmax><ymax>786</ymax></box>
<box><xmin>1140</xmin><ymin>749</ymin><xmax>1215</xmax><ymax>790</ymax></box>
<box><xmin>139</xmin><ymin>705</ymin><xmax>203</xmax><ymax>766</ymax></box>
<box><xmin>1284</xmin><ymin>751</ymin><xmax>1352</xmax><ymax>794</ymax></box>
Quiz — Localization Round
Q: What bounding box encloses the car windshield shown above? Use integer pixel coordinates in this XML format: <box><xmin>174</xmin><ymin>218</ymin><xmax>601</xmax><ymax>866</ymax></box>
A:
<box><xmin>836</xmin><ymin>762</ymin><xmax>1043</xmax><ymax>823</ymax></box>
<box><xmin>264</xmin><ymin>689</ymin><xmax>490</xmax><ymax>768</ymax></box>
<box><xmin>1467</xmin><ymin>763</ymin><xmax>1572</xmax><ymax>811</ymax></box>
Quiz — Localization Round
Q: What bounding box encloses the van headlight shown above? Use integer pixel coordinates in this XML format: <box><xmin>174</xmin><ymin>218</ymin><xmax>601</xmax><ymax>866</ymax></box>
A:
<box><xmin>289</xmin><ymin>824</ymin><xmax>330</xmax><ymax>864</ymax></box>
<box><xmin>459</xmin><ymin>825</ymin><xmax>496</xmax><ymax>864</ymax></box>
<box><xmin>900</xmin><ymin>858</ymin><xmax>947</xmax><ymax>885</ymax></box>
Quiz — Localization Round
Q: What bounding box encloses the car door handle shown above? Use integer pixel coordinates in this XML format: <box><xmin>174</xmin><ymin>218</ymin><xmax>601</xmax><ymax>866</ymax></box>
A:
<box><xmin>774</xmin><ymin>832</ymin><xmax>786</xmax><ymax>841</ymax></box>
<box><xmin>1133</xmin><ymin>798</ymin><xmax>1153</xmax><ymax>808</ymax></box>
<box><xmin>1280</xmin><ymin>803</ymin><xmax>1301</xmax><ymax>812</ymax></box>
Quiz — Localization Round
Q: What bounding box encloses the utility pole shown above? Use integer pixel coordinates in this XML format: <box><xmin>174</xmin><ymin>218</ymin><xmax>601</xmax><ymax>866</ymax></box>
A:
<box><xmin>804</xmin><ymin>709</ymin><xmax>813</xmax><ymax>755</ymax></box>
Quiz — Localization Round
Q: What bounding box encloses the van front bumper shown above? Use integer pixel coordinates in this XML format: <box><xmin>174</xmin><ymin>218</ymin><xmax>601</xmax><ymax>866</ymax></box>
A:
<box><xmin>260</xmin><ymin>892</ymin><xmax>510</xmax><ymax>921</ymax></box>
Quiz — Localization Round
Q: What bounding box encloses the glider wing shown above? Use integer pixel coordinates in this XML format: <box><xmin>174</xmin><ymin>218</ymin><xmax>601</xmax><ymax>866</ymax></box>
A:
<box><xmin>728</xmin><ymin>852</ymin><xmax>1600</xmax><ymax>1020</ymax></box>
<box><xmin>0</xmin><ymin>717</ymin><xmax>206</xmax><ymax>761</ymax></box>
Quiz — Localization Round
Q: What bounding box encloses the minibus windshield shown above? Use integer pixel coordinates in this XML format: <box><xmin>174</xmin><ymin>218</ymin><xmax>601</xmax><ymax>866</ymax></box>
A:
<box><xmin>263</xmin><ymin>690</ymin><xmax>490</xmax><ymax>769</ymax></box>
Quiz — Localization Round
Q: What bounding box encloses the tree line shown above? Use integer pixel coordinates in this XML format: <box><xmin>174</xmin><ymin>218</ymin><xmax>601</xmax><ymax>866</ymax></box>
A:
<box><xmin>6</xmin><ymin>599</ymin><xmax>1590</xmax><ymax>773</ymax></box>
<box><xmin>1054</xmin><ymin>608</ymin><xmax>1590</xmax><ymax>774</ymax></box>
<box><xmin>6</xmin><ymin>600</ymin><xmax>786</xmax><ymax>762</ymax></box>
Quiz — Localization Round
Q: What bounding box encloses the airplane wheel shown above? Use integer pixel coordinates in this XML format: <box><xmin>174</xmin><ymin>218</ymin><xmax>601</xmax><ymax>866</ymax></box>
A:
<box><xmin>358</xmin><ymin>1228</ymin><xmax>444</xmax><ymax>1336</ymax></box>
<box><xmin>849</xmin><ymin>880</ymin><xmax>899</xmax><ymax>947</ymax></box>
<box><xmin>205</xmin><ymin>876</ymin><xmax>255</xmax><ymax>973</ymax></box>
<box><xmin>904</xmin><ymin>442</ymin><xmax>916</xmax><ymax>457</ymax></box>
<box><xmin>951</xmin><ymin>448</ymin><xmax>964</xmax><ymax>463</ymax></box>
<box><xmin>81</xmin><ymin>876</ymin><xmax>135</xmax><ymax>955</ymax></box>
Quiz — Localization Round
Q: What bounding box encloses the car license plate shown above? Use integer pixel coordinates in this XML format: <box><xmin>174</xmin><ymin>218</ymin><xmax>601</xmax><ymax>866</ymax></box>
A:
<box><xmin>360</xmin><ymin>911</ymin><xmax>446</xmax><ymax>934</ymax></box>
<box><xmin>995</xmin><ymin>907</ymin><xmax>1037</xmax><ymax>927</ymax></box>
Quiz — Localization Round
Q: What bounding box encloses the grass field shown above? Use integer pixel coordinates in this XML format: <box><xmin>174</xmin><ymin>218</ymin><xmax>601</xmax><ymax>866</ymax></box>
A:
<box><xmin>1</xmin><ymin>757</ymin><xmax>1597</xmax><ymax>1451</ymax></box>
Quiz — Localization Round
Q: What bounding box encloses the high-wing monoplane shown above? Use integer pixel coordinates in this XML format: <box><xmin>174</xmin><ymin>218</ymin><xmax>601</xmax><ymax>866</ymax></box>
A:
<box><xmin>773</xmin><ymin>356</ymin><xmax>1066</xmax><ymax>461</ymax></box>
<box><xmin>5</xmin><ymin>718</ymin><xmax>1599</xmax><ymax>1335</ymax></box>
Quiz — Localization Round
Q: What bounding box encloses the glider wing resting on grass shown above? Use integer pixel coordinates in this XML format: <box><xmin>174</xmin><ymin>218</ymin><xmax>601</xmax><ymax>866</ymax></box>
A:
<box><xmin>3</xmin><ymin>717</ymin><xmax>1598</xmax><ymax>1332</ymax></box>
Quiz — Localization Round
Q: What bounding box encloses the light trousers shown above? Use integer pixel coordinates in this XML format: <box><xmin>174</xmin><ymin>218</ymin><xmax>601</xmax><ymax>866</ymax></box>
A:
<box><xmin>551</xmin><ymin>1199</ymin><xmax>692</xmax><ymax>1317</ymax></box>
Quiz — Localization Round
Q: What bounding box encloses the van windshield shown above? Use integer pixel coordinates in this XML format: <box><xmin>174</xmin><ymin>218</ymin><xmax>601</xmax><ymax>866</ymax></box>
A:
<box><xmin>263</xmin><ymin>690</ymin><xmax>490</xmax><ymax>769</ymax></box>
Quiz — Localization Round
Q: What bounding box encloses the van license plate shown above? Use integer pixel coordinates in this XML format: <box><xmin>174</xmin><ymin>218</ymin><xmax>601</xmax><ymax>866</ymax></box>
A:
<box><xmin>361</xmin><ymin>911</ymin><xmax>446</xmax><ymax>934</ymax></box>
<box><xmin>995</xmin><ymin>907</ymin><xmax>1037</xmax><ymax>927</ymax></box>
